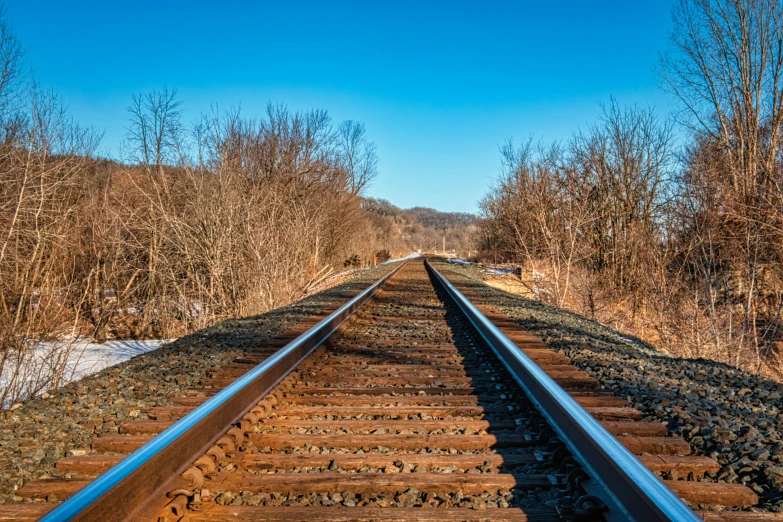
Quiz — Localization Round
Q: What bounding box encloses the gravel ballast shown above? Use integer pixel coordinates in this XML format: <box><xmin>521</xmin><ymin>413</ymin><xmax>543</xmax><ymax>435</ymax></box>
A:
<box><xmin>433</xmin><ymin>259</ymin><xmax>783</xmax><ymax>512</ymax></box>
<box><xmin>0</xmin><ymin>263</ymin><xmax>398</xmax><ymax>505</ymax></box>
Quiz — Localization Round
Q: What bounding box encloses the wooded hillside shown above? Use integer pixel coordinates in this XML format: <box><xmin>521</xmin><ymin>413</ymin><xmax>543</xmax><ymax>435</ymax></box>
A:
<box><xmin>361</xmin><ymin>199</ymin><xmax>477</xmax><ymax>256</ymax></box>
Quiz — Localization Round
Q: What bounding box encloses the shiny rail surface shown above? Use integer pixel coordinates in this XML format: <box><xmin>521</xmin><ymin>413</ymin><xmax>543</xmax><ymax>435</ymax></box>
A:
<box><xmin>426</xmin><ymin>259</ymin><xmax>701</xmax><ymax>522</ymax></box>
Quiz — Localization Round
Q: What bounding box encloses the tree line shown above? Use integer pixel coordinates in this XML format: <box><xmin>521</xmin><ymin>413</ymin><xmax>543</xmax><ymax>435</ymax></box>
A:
<box><xmin>477</xmin><ymin>0</ymin><xmax>783</xmax><ymax>376</ymax></box>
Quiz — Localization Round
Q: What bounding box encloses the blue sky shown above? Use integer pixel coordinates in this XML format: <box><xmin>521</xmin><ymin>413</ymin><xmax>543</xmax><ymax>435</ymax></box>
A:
<box><xmin>6</xmin><ymin>1</ymin><xmax>676</xmax><ymax>213</ymax></box>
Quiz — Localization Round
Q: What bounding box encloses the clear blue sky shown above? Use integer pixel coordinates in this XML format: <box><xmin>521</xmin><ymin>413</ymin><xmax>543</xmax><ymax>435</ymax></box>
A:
<box><xmin>6</xmin><ymin>1</ymin><xmax>676</xmax><ymax>213</ymax></box>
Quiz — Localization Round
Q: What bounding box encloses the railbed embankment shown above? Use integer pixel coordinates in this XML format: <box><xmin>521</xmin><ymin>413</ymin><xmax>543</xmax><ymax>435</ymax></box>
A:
<box><xmin>432</xmin><ymin>258</ymin><xmax>783</xmax><ymax>513</ymax></box>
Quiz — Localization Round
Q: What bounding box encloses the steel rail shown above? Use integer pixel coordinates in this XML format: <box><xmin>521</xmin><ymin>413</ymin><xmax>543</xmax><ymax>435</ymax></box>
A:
<box><xmin>41</xmin><ymin>260</ymin><xmax>408</xmax><ymax>522</ymax></box>
<box><xmin>426</xmin><ymin>259</ymin><xmax>701</xmax><ymax>522</ymax></box>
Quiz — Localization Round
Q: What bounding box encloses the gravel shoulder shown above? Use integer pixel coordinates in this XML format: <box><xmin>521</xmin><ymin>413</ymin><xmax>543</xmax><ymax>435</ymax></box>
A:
<box><xmin>433</xmin><ymin>259</ymin><xmax>783</xmax><ymax>512</ymax></box>
<box><xmin>0</xmin><ymin>263</ymin><xmax>399</xmax><ymax>504</ymax></box>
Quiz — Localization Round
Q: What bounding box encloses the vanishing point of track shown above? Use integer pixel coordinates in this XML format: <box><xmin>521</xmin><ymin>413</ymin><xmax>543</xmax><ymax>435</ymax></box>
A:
<box><xmin>7</xmin><ymin>259</ymin><xmax>774</xmax><ymax>521</ymax></box>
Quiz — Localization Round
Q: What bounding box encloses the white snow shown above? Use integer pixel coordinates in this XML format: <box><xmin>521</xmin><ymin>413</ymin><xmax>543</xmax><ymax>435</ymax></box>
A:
<box><xmin>486</xmin><ymin>268</ymin><xmax>512</xmax><ymax>275</ymax></box>
<box><xmin>59</xmin><ymin>339</ymin><xmax>170</xmax><ymax>379</ymax></box>
<box><xmin>1</xmin><ymin>338</ymin><xmax>171</xmax><ymax>407</ymax></box>
<box><xmin>610</xmin><ymin>332</ymin><xmax>647</xmax><ymax>350</ymax></box>
<box><xmin>447</xmin><ymin>258</ymin><xmax>471</xmax><ymax>265</ymax></box>
<box><xmin>533</xmin><ymin>287</ymin><xmax>553</xmax><ymax>297</ymax></box>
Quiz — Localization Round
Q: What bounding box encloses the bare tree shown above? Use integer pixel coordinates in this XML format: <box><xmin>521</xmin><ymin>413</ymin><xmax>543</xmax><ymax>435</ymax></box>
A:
<box><xmin>126</xmin><ymin>88</ymin><xmax>183</xmax><ymax>171</ymax></box>
<box><xmin>572</xmin><ymin>100</ymin><xmax>675</xmax><ymax>300</ymax></box>
<box><xmin>338</xmin><ymin>120</ymin><xmax>378</xmax><ymax>196</ymax></box>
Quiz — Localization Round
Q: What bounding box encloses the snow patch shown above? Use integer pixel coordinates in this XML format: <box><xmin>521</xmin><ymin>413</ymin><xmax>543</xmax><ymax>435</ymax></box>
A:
<box><xmin>1</xmin><ymin>338</ymin><xmax>171</xmax><ymax>407</ymax></box>
<box><xmin>611</xmin><ymin>333</ymin><xmax>645</xmax><ymax>350</ymax></box>
<box><xmin>58</xmin><ymin>339</ymin><xmax>171</xmax><ymax>380</ymax></box>
<box><xmin>485</xmin><ymin>268</ymin><xmax>512</xmax><ymax>275</ymax></box>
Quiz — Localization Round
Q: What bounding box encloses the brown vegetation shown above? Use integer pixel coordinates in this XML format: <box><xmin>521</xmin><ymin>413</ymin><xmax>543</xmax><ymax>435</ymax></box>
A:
<box><xmin>477</xmin><ymin>0</ymin><xmax>783</xmax><ymax>376</ymax></box>
<box><xmin>1</xmin><ymin>85</ymin><xmax>384</xmax><ymax>404</ymax></box>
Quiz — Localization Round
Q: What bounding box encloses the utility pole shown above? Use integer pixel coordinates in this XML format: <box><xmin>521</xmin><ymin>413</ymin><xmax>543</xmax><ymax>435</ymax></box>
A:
<box><xmin>442</xmin><ymin>236</ymin><xmax>445</xmax><ymax>254</ymax></box>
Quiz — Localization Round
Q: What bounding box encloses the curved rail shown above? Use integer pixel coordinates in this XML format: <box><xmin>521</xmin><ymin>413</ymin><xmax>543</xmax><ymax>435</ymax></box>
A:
<box><xmin>425</xmin><ymin>259</ymin><xmax>701</xmax><ymax>522</ymax></box>
<box><xmin>41</xmin><ymin>261</ymin><xmax>408</xmax><ymax>522</ymax></box>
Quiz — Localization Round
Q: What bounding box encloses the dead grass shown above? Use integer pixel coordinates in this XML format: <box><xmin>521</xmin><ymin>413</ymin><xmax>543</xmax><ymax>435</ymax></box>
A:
<box><xmin>483</xmin><ymin>274</ymin><xmax>535</xmax><ymax>298</ymax></box>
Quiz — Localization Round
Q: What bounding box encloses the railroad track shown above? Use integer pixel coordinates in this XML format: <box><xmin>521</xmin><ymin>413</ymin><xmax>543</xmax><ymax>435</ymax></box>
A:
<box><xmin>4</xmin><ymin>259</ymin><xmax>781</xmax><ymax>521</ymax></box>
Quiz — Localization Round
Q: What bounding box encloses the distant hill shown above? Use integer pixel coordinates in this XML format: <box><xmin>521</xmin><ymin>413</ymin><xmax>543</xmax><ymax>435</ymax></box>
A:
<box><xmin>405</xmin><ymin>207</ymin><xmax>477</xmax><ymax>230</ymax></box>
<box><xmin>361</xmin><ymin>199</ymin><xmax>478</xmax><ymax>256</ymax></box>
